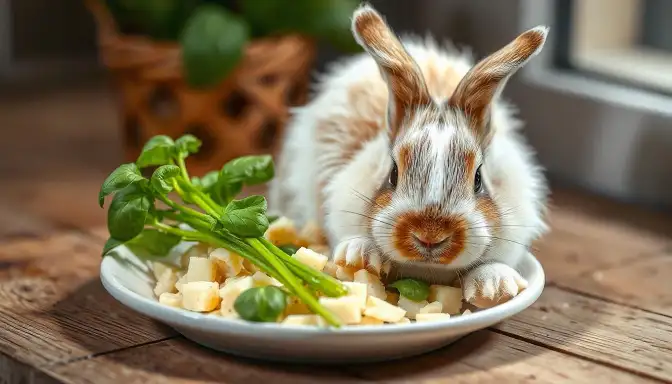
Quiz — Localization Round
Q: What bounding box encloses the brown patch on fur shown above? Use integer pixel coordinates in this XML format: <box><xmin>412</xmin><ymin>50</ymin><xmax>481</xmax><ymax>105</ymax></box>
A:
<box><xmin>398</xmin><ymin>144</ymin><xmax>412</xmax><ymax>175</ymax></box>
<box><xmin>393</xmin><ymin>207</ymin><xmax>467</xmax><ymax>264</ymax></box>
<box><xmin>448</xmin><ymin>27</ymin><xmax>546</xmax><ymax>143</ymax></box>
<box><xmin>352</xmin><ymin>6</ymin><xmax>431</xmax><ymax>139</ymax></box>
<box><xmin>464</xmin><ymin>151</ymin><xmax>476</xmax><ymax>175</ymax></box>
<box><xmin>476</xmin><ymin>196</ymin><xmax>501</xmax><ymax>235</ymax></box>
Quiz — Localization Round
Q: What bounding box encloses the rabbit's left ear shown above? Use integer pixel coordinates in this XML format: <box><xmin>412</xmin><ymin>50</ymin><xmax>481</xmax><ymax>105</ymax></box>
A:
<box><xmin>449</xmin><ymin>26</ymin><xmax>548</xmax><ymax>146</ymax></box>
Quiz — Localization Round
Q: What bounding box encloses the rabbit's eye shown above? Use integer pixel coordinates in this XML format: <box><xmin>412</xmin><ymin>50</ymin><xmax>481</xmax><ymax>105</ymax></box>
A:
<box><xmin>474</xmin><ymin>165</ymin><xmax>483</xmax><ymax>193</ymax></box>
<box><xmin>390</xmin><ymin>161</ymin><xmax>398</xmax><ymax>187</ymax></box>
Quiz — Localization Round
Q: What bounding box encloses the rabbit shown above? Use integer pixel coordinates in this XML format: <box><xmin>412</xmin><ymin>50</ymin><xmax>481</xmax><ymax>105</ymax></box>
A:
<box><xmin>269</xmin><ymin>3</ymin><xmax>550</xmax><ymax>308</ymax></box>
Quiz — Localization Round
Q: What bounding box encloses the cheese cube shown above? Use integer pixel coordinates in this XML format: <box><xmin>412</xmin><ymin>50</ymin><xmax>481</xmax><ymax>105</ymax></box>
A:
<box><xmin>175</xmin><ymin>273</ymin><xmax>188</xmax><ymax>293</ymax></box>
<box><xmin>153</xmin><ymin>268</ymin><xmax>178</xmax><ymax>297</ymax></box>
<box><xmin>242</xmin><ymin>259</ymin><xmax>258</xmax><ymax>274</ymax></box>
<box><xmin>158</xmin><ymin>292</ymin><xmax>182</xmax><ymax>308</ymax></box>
<box><xmin>181</xmin><ymin>282</ymin><xmax>220</xmax><ymax>312</ymax></box>
<box><xmin>416</xmin><ymin>313</ymin><xmax>451</xmax><ymax>322</ymax></box>
<box><xmin>308</xmin><ymin>244</ymin><xmax>331</xmax><ymax>257</ymax></box>
<box><xmin>285</xmin><ymin>297</ymin><xmax>312</xmax><ymax>315</ymax></box>
<box><xmin>357</xmin><ymin>316</ymin><xmax>385</xmax><ymax>326</ymax></box>
<box><xmin>323</xmin><ymin>262</ymin><xmax>338</xmax><ymax>278</ymax></box>
<box><xmin>342</xmin><ymin>282</ymin><xmax>368</xmax><ymax>309</ymax></box>
<box><xmin>252</xmin><ymin>271</ymin><xmax>283</xmax><ymax>287</ymax></box>
<box><xmin>318</xmin><ymin>296</ymin><xmax>363</xmax><ymax>325</ymax></box>
<box><xmin>299</xmin><ymin>221</ymin><xmax>327</xmax><ymax>245</ymax></box>
<box><xmin>386</xmin><ymin>291</ymin><xmax>400</xmax><ymax>306</ymax></box>
<box><xmin>353</xmin><ymin>270</ymin><xmax>387</xmax><ymax>299</ymax></box>
<box><xmin>336</xmin><ymin>266</ymin><xmax>357</xmax><ymax>281</ymax></box>
<box><xmin>209</xmin><ymin>248</ymin><xmax>244</xmax><ymax>278</ymax></box>
<box><xmin>363</xmin><ymin>296</ymin><xmax>407</xmax><ymax>323</ymax></box>
<box><xmin>292</xmin><ymin>247</ymin><xmax>329</xmax><ymax>271</ymax></box>
<box><xmin>282</xmin><ymin>314</ymin><xmax>320</xmax><ymax>326</ymax></box>
<box><xmin>397</xmin><ymin>297</ymin><xmax>429</xmax><ymax>319</ymax></box>
<box><xmin>396</xmin><ymin>317</ymin><xmax>411</xmax><ymax>324</ymax></box>
<box><xmin>186</xmin><ymin>257</ymin><xmax>217</xmax><ymax>282</ymax></box>
<box><xmin>264</xmin><ymin>217</ymin><xmax>299</xmax><ymax>245</ymax></box>
<box><xmin>151</xmin><ymin>261</ymin><xmax>172</xmax><ymax>281</ymax></box>
<box><xmin>419</xmin><ymin>301</ymin><xmax>443</xmax><ymax>314</ymax></box>
<box><xmin>462</xmin><ymin>309</ymin><xmax>472</xmax><ymax>316</ymax></box>
<box><xmin>180</xmin><ymin>243</ymin><xmax>209</xmax><ymax>269</ymax></box>
<box><xmin>429</xmin><ymin>285</ymin><xmax>463</xmax><ymax>315</ymax></box>
<box><xmin>218</xmin><ymin>276</ymin><xmax>256</xmax><ymax>316</ymax></box>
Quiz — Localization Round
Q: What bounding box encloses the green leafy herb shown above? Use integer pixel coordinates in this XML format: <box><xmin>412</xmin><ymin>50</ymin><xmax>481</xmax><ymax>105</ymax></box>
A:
<box><xmin>234</xmin><ymin>286</ymin><xmax>288</xmax><ymax>322</ymax></box>
<box><xmin>125</xmin><ymin>229</ymin><xmax>183</xmax><ymax>259</ymax></box>
<box><xmin>99</xmin><ymin>163</ymin><xmax>144</xmax><ymax>207</ymax></box>
<box><xmin>151</xmin><ymin>165</ymin><xmax>181</xmax><ymax>194</ymax></box>
<box><xmin>175</xmin><ymin>134</ymin><xmax>202</xmax><ymax>157</ymax></box>
<box><xmin>181</xmin><ymin>5</ymin><xmax>249</xmax><ymax>88</ymax></box>
<box><xmin>136</xmin><ymin>135</ymin><xmax>176</xmax><ymax>168</ymax></box>
<box><xmin>107</xmin><ymin>182</ymin><xmax>152</xmax><ymax>241</ymax></box>
<box><xmin>220</xmin><ymin>196</ymin><xmax>269</xmax><ymax>238</ymax></box>
<box><xmin>278</xmin><ymin>244</ymin><xmax>299</xmax><ymax>255</ymax></box>
<box><xmin>99</xmin><ymin>133</ymin><xmax>347</xmax><ymax>327</ymax></box>
<box><xmin>390</xmin><ymin>278</ymin><xmax>430</xmax><ymax>302</ymax></box>
<box><xmin>102</xmin><ymin>237</ymin><xmax>125</xmax><ymax>257</ymax></box>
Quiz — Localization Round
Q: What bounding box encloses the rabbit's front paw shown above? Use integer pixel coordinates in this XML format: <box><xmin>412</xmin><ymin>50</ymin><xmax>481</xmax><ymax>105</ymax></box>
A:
<box><xmin>333</xmin><ymin>238</ymin><xmax>390</xmax><ymax>276</ymax></box>
<box><xmin>463</xmin><ymin>263</ymin><xmax>528</xmax><ymax>309</ymax></box>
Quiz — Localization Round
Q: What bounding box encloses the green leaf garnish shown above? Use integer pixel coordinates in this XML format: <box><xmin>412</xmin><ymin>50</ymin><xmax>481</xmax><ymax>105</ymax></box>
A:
<box><xmin>175</xmin><ymin>134</ymin><xmax>202</xmax><ymax>157</ymax></box>
<box><xmin>136</xmin><ymin>135</ymin><xmax>176</xmax><ymax>168</ymax></box>
<box><xmin>151</xmin><ymin>165</ymin><xmax>181</xmax><ymax>194</ymax></box>
<box><xmin>220</xmin><ymin>155</ymin><xmax>274</xmax><ymax>186</ymax></box>
<box><xmin>390</xmin><ymin>278</ymin><xmax>430</xmax><ymax>302</ymax></box>
<box><xmin>220</xmin><ymin>196</ymin><xmax>269</xmax><ymax>238</ymax></box>
<box><xmin>234</xmin><ymin>286</ymin><xmax>288</xmax><ymax>322</ymax></box>
<box><xmin>102</xmin><ymin>237</ymin><xmax>125</xmax><ymax>257</ymax></box>
<box><xmin>125</xmin><ymin>229</ymin><xmax>183</xmax><ymax>260</ymax></box>
<box><xmin>278</xmin><ymin>244</ymin><xmax>299</xmax><ymax>255</ymax></box>
<box><xmin>181</xmin><ymin>5</ymin><xmax>249</xmax><ymax>88</ymax></box>
<box><xmin>99</xmin><ymin>163</ymin><xmax>144</xmax><ymax>207</ymax></box>
<box><xmin>107</xmin><ymin>182</ymin><xmax>152</xmax><ymax>241</ymax></box>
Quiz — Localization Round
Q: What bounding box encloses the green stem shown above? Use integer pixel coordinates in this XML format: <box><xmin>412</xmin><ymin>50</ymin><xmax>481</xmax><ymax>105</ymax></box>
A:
<box><xmin>177</xmin><ymin>156</ymin><xmax>190</xmax><ymax>182</ymax></box>
<box><xmin>247</xmin><ymin>238</ymin><xmax>341</xmax><ymax>327</ymax></box>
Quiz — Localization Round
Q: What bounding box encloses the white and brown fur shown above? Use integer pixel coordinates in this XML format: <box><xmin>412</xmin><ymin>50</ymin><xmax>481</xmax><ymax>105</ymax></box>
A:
<box><xmin>270</xmin><ymin>4</ymin><xmax>549</xmax><ymax>305</ymax></box>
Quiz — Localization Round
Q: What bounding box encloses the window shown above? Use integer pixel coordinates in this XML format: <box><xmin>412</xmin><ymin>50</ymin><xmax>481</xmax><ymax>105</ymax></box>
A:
<box><xmin>565</xmin><ymin>0</ymin><xmax>672</xmax><ymax>95</ymax></box>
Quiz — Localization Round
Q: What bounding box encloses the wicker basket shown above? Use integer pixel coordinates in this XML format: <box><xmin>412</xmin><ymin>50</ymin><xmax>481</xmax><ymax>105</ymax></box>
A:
<box><xmin>86</xmin><ymin>0</ymin><xmax>316</xmax><ymax>176</ymax></box>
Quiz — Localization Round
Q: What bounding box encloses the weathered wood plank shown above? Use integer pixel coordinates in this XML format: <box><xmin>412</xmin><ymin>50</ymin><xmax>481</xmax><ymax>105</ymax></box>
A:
<box><xmin>48</xmin><ymin>337</ymin><xmax>362</xmax><ymax>384</ymax></box>
<box><xmin>0</xmin><ymin>202</ymin><xmax>59</xmax><ymax>240</ymax></box>
<box><xmin>565</xmin><ymin>251</ymin><xmax>672</xmax><ymax>317</ymax></box>
<box><xmin>495</xmin><ymin>286</ymin><xmax>672</xmax><ymax>382</ymax></box>
<box><xmin>347</xmin><ymin>331</ymin><xmax>657</xmax><ymax>384</ymax></box>
<box><xmin>533</xmin><ymin>204</ymin><xmax>670</xmax><ymax>283</ymax></box>
<box><xmin>0</xmin><ymin>232</ymin><xmax>175</xmax><ymax>370</ymax></box>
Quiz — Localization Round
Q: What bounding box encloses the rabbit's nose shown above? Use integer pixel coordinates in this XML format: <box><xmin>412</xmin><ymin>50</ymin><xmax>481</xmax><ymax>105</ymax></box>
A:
<box><xmin>412</xmin><ymin>231</ymin><xmax>450</xmax><ymax>249</ymax></box>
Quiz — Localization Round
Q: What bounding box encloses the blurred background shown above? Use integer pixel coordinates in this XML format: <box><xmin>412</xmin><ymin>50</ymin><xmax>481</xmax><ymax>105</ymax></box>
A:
<box><xmin>1</xmin><ymin>0</ymin><xmax>671</xmax><ymax>238</ymax></box>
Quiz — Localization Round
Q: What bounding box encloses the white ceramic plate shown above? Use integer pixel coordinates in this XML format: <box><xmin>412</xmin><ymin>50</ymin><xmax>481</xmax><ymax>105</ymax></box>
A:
<box><xmin>100</xmin><ymin>247</ymin><xmax>545</xmax><ymax>364</ymax></box>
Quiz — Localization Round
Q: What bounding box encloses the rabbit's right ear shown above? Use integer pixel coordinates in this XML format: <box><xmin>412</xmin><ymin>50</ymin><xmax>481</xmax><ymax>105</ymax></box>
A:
<box><xmin>352</xmin><ymin>4</ymin><xmax>431</xmax><ymax>140</ymax></box>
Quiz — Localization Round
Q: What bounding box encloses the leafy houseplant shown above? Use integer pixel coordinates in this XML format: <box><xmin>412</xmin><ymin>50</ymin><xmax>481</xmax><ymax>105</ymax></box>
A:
<box><xmin>102</xmin><ymin>0</ymin><xmax>362</xmax><ymax>89</ymax></box>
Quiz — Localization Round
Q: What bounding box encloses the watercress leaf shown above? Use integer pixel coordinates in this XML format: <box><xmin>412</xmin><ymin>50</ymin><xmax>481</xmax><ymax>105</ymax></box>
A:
<box><xmin>107</xmin><ymin>182</ymin><xmax>152</xmax><ymax>241</ymax></box>
<box><xmin>102</xmin><ymin>237</ymin><xmax>125</xmax><ymax>257</ymax></box>
<box><xmin>220</xmin><ymin>195</ymin><xmax>269</xmax><ymax>237</ymax></box>
<box><xmin>136</xmin><ymin>135</ymin><xmax>176</xmax><ymax>168</ymax></box>
<box><xmin>99</xmin><ymin>163</ymin><xmax>144</xmax><ymax>207</ymax></box>
<box><xmin>220</xmin><ymin>155</ymin><xmax>274</xmax><ymax>186</ymax></box>
<box><xmin>181</xmin><ymin>5</ymin><xmax>249</xmax><ymax>88</ymax></box>
<box><xmin>234</xmin><ymin>286</ymin><xmax>288</xmax><ymax>322</ymax></box>
<box><xmin>389</xmin><ymin>278</ymin><xmax>430</xmax><ymax>302</ymax></box>
<box><xmin>151</xmin><ymin>165</ymin><xmax>181</xmax><ymax>194</ymax></box>
<box><xmin>175</xmin><ymin>134</ymin><xmax>202</xmax><ymax>157</ymax></box>
<box><xmin>192</xmin><ymin>170</ymin><xmax>219</xmax><ymax>190</ymax></box>
<box><xmin>125</xmin><ymin>229</ymin><xmax>182</xmax><ymax>260</ymax></box>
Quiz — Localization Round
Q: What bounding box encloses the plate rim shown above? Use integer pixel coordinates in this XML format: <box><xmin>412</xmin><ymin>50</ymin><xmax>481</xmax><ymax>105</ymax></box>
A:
<box><xmin>100</xmin><ymin>252</ymin><xmax>545</xmax><ymax>337</ymax></box>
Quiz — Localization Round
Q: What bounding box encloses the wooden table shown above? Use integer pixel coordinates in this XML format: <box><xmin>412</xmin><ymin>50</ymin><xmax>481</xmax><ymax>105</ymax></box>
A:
<box><xmin>0</xmin><ymin>183</ymin><xmax>670</xmax><ymax>384</ymax></box>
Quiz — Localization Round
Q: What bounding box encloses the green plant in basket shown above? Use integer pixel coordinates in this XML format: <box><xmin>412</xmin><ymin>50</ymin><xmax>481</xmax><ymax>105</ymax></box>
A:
<box><xmin>99</xmin><ymin>134</ymin><xmax>348</xmax><ymax>326</ymax></box>
<box><xmin>103</xmin><ymin>0</ymin><xmax>362</xmax><ymax>88</ymax></box>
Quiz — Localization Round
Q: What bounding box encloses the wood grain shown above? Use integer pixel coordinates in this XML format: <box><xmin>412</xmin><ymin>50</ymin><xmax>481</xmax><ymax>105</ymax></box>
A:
<box><xmin>565</xmin><ymin>250</ymin><xmax>672</xmax><ymax>317</ymax></box>
<box><xmin>0</xmin><ymin>232</ymin><xmax>175</xmax><ymax>370</ymax></box>
<box><xmin>346</xmin><ymin>331</ymin><xmax>658</xmax><ymax>384</ymax></box>
<box><xmin>48</xmin><ymin>337</ymin><xmax>361</xmax><ymax>384</ymax></box>
<box><xmin>495</xmin><ymin>286</ymin><xmax>672</xmax><ymax>382</ymax></box>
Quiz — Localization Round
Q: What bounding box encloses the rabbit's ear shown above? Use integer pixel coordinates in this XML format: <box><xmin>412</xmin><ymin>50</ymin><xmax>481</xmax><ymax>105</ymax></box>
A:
<box><xmin>449</xmin><ymin>26</ymin><xmax>548</xmax><ymax>146</ymax></box>
<box><xmin>352</xmin><ymin>4</ymin><xmax>431</xmax><ymax>140</ymax></box>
